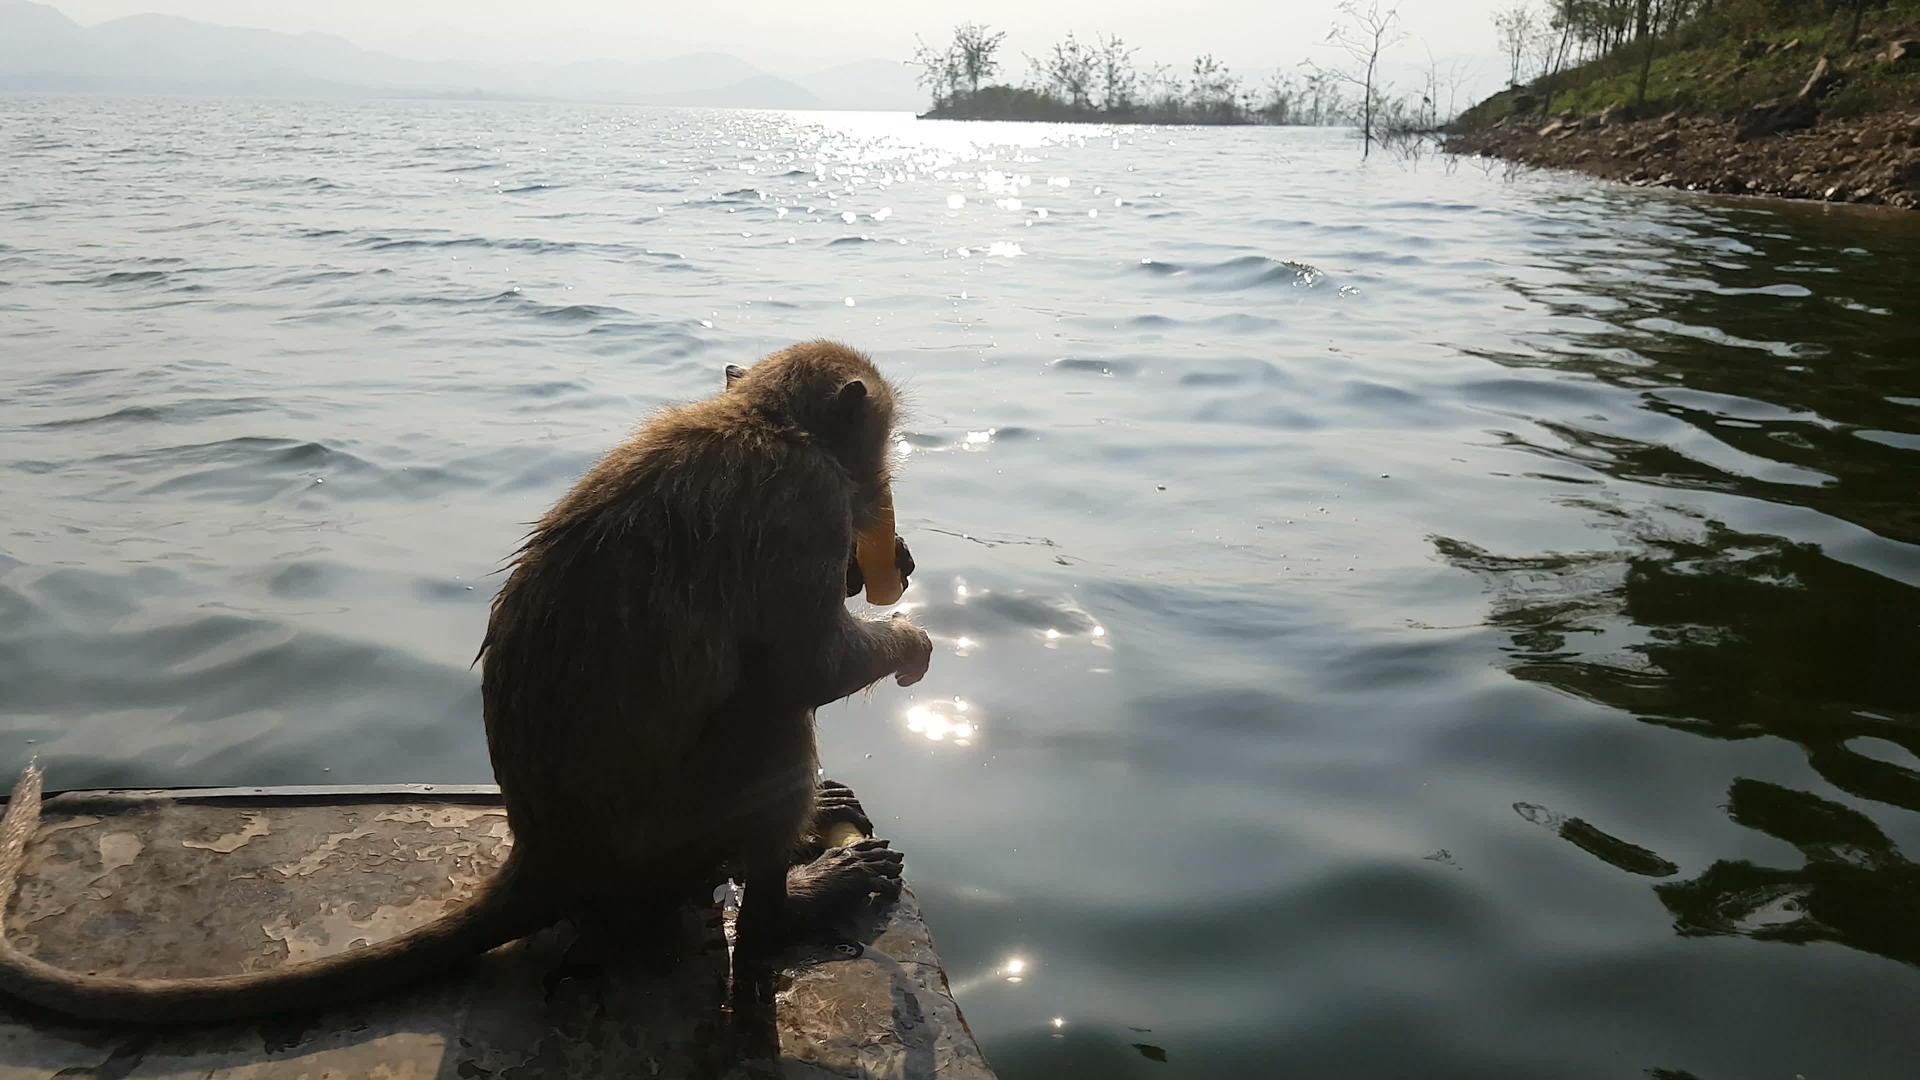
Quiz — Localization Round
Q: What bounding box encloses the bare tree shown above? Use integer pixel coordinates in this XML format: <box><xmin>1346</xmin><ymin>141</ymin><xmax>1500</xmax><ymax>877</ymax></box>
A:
<box><xmin>1096</xmin><ymin>33</ymin><xmax>1140</xmax><ymax>113</ymax></box>
<box><xmin>1040</xmin><ymin>33</ymin><xmax>1097</xmax><ymax>110</ymax></box>
<box><xmin>1021</xmin><ymin>52</ymin><xmax>1048</xmax><ymax>93</ymax></box>
<box><xmin>1414</xmin><ymin>49</ymin><xmax>1475</xmax><ymax>126</ymax></box>
<box><xmin>1298</xmin><ymin>63</ymin><xmax>1338</xmax><ymax>126</ymax></box>
<box><xmin>1189</xmin><ymin>53</ymin><xmax>1241</xmax><ymax>120</ymax></box>
<box><xmin>909</xmin><ymin>35</ymin><xmax>961</xmax><ymax>106</ymax></box>
<box><xmin>1318</xmin><ymin>0</ymin><xmax>1405</xmax><ymax>157</ymax></box>
<box><xmin>952</xmin><ymin>22</ymin><xmax>1007</xmax><ymax>95</ymax></box>
<box><xmin>1492</xmin><ymin>1</ymin><xmax>1538</xmax><ymax>87</ymax></box>
<box><xmin>1632</xmin><ymin>0</ymin><xmax>1654</xmax><ymax>107</ymax></box>
<box><xmin>1434</xmin><ymin>56</ymin><xmax>1476</xmax><ymax>123</ymax></box>
<box><xmin>1531</xmin><ymin>2</ymin><xmax>1577</xmax><ymax>114</ymax></box>
<box><xmin>1262</xmin><ymin>71</ymin><xmax>1298</xmax><ymax>124</ymax></box>
<box><xmin>1143</xmin><ymin>62</ymin><xmax>1182</xmax><ymax>113</ymax></box>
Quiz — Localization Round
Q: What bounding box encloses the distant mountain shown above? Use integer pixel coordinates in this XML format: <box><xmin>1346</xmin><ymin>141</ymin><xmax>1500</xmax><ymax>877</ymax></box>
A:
<box><xmin>533</xmin><ymin>51</ymin><xmax>764</xmax><ymax>101</ymax></box>
<box><xmin>793</xmin><ymin>58</ymin><xmax>925</xmax><ymax>111</ymax></box>
<box><xmin>0</xmin><ymin>0</ymin><xmax>895</xmax><ymax>109</ymax></box>
<box><xmin>644</xmin><ymin>74</ymin><xmax>816</xmax><ymax>110</ymax></box>
<box><xmin>0</xmin><ymin>0</ymin><xmax>88</xmax><ymax>77</ymax></box>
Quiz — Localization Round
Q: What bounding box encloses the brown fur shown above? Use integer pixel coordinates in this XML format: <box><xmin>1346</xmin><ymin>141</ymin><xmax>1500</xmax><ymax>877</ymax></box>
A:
<box><xmin>0</xmin><ymin>340</ymin><xmax>930</xmax><ymax>1024</ymax></box>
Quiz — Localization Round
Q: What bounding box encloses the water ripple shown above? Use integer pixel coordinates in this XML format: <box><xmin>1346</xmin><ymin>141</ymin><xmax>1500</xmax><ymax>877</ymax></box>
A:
<box><xmin>3</xmin><ymin>96</ymin><xmax>1918</xmax><ymax>1080</ymax></box>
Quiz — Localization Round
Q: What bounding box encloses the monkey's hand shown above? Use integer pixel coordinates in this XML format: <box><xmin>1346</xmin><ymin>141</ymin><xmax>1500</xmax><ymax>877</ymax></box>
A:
<box><xmin>785</xmin><ymin>837</ymin><xmax>905</xmax><ymax>935</ymax></box>
<box><xmin>891</xmin><ymin>614</ymin><xmax>932</xmax><ymax>687</ymax></box>
<box><xmin>845</xmin><ymin>536</ymin><xmax>915</xmax><ymax>599</ymax></box>
<box><xmin>813</xmin><ymin>779</ymin><xmax>874</xmax><ymax>839</ymax></box>
<box><xmin>894</xmin><ymin>535</ymin><xmax>915</xmax><ymax>587</ymax></box>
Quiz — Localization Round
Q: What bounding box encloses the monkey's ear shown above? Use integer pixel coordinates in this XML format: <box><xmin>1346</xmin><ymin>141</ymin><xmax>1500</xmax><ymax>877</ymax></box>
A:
<box><xmin>725</xmin><ymin>364</ymin><xmax>747</xmax><ymax>388</ymax></box>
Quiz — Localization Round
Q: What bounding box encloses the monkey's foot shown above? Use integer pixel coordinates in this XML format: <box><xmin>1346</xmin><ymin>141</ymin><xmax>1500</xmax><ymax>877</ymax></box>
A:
<box><xmin>813</xmin><ymin>779</ymin><xmax>873</xmax><ymax>838</ymax></box>
<box><xmin>783</xmin><ymin>839</ymin><xmax>903</xmax><ymax>939</ymax></box>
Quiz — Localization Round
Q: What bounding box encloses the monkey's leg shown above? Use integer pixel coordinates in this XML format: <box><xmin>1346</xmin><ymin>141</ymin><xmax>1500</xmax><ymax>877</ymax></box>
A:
<box><xmin>735</xmin><ymin>868</ymin><xmax>789</xmax><ymax>974</ymax></box>
<box><xmin>562</xmin><ymin>872</ymin><xmax>689</xmax><ymax>980</ymax></box>
<box><xmin>731</xmin><ymin>863</ymin><xmax>790</xmax><ymax>1051</ymax></box>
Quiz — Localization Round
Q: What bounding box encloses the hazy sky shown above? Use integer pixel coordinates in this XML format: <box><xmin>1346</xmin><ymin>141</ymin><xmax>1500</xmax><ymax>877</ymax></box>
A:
<box><xmin>46</xmin><ymin>1</ymin><xmax>1509</xmax><ymax>76</ymax></box>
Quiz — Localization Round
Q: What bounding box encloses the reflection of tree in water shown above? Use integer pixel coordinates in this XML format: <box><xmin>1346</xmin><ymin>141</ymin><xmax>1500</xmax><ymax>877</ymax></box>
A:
<box><xmin>1437</xmin><ymin>513</ymin><xmax>1920</xmax><ymax>965</ymax></box>
<box><xmin>1659</xmin><ymin>779</ymin><xmax>1920</xmax><ymax>964</ymax></box>
<box><xmin>1466</xmin><ymin>203</ymin><xmax>1920</xmax><ymax>546</ymax></box>
<box><xmin>1440</xmin><ymin>515</ymin><xmax>1920</xmax><ymax>809</ymax></box>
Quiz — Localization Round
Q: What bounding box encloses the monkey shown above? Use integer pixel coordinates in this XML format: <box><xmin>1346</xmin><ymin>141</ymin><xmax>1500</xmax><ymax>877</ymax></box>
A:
<box><xmin>0</xmin><ymin>340</ymin><xmax>933</xmax><ymax>1026</ymax></box>
<box><xmin>724</xmin><ymin>360</ymin><xmax>912</xmax><ymax>605</ymax></box>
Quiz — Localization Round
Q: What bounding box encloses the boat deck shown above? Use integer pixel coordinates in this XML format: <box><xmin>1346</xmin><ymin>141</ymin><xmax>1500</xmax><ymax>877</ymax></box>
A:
<box><xmin>0</xmin><ymin>784</ymin><xmax>992</xmax><ymax>1079</ymax></box>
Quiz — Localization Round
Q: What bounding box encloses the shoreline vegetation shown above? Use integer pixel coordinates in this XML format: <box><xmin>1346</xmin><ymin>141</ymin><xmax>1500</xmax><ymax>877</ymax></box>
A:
<box><xmin>906</xmin><ymin>10</ymin><xmax>1455</xmax><ymax>148</ymax></box>
<box><xmin>918</xmin><ymin>85</ymin><xmax>1280</xmax><ymax>125</ymax></box>
<box><xmin>907</xmin><ymin>26</ymin><xmax>1344</xmax><ymax>127</ymax></box>
<box><xmin>904</xmin><ymin>3</ymin><xmax>1917</xmax><ymax>210</ymax></box>
<box><xmin>1445</xmin><ymin>0</ymin><xmax>1920</xmax><ymax>209</ymax></box>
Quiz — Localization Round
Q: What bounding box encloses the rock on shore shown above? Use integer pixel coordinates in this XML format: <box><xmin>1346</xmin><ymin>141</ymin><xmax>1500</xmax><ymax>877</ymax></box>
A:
<box><xmin>1447</xmin><ymin>41</ymin><xmax>1920</xmax><ymax>209</ymax></box>
<box><xmin>1447</xmin><ymin>107</ymin><xmax>1920</xmax><ymax>209</ymax></box>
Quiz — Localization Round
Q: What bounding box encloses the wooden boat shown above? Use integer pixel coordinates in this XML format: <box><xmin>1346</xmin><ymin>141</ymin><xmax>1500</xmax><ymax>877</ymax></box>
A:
<box><xmin>0</xmin><ymin>782</ymin><xmax>994</xmax><ymax>1078</ymax></box>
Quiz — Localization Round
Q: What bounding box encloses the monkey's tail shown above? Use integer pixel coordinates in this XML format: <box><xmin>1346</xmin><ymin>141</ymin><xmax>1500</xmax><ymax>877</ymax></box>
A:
<box><xmin>0</xmin><ymin>764</ymin><xmax>550</xmax><ymax>1025</ymax></box>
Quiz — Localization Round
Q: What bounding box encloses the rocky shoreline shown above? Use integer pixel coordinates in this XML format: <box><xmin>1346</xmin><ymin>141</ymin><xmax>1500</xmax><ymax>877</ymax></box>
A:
<box><xmin>1446</xmin><ymin>43</ymin><xmax>1920</xmax><ymax>210</ymax></box>
<box><xmin>1447</xmin><ymin>107</ymin><xmax>1920</xmax><ymax>209</ymax></box>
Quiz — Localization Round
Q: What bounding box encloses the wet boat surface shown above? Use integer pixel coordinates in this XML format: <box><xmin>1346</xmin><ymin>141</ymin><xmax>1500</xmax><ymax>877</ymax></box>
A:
<box><xmin>0</xmin><ymin>784</ymin><xmax>993</xmax><ymax>1079</ymax></box>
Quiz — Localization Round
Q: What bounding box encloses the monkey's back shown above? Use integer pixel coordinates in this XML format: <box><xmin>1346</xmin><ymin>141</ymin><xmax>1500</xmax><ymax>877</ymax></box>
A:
<box><xmin>478</xmin><ymin>401</ymin><xmax>841</xmax><ymax>903</ymax></box>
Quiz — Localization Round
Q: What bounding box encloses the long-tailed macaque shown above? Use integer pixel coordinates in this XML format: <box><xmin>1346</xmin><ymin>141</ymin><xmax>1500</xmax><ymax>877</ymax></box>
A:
<box><xmin>0</xmin><ymin>340</ymin><xmax>931</xmax><ymax>1024</ymax></box>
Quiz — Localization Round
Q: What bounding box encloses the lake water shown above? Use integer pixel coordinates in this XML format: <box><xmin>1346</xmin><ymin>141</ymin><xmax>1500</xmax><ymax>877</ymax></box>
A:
<box><xmin>3</xmin><ymin>96</ymin><xmax>1919</xmax><ymax>1078</ymax></box>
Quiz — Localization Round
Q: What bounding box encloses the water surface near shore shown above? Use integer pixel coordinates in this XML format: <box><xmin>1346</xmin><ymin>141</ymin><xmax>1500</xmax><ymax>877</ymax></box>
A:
<box><xmin>3</xmin><ymin>96</ymin><xmax>1919</xmax><ymax>1078</ymax></box>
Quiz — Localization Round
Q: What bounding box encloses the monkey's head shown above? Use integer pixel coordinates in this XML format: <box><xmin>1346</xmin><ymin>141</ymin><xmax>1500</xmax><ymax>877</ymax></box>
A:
<box><xmin>727</xmin><ymin>341</ymin><xmax>907</xmax><ymax>604</ymax></box>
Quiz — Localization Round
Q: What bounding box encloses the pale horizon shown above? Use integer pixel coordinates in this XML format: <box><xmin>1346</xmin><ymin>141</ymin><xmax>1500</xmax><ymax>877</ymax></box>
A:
<box><xmin>40</xmin><ymin>0</ymin><xmax>1508</xmax><ymax>84</ymax></box>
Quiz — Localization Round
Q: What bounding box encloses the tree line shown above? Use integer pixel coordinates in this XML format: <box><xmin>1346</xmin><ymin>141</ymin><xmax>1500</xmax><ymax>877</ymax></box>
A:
<box><xmin>1493</xmin><ymin>0</ymin><xmax>1893</xmax><ymax>112</ymax></box>
<box><xmin>910</xmin><ymin>24</ymin><xmax>1350</xmax><ymax>125</ymax></box>
<box><xmin>909</xmin><ymin>5</ymin><xmax>1452</xmax><ymax>151</ymax></box>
